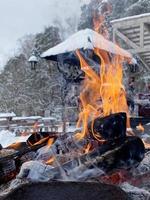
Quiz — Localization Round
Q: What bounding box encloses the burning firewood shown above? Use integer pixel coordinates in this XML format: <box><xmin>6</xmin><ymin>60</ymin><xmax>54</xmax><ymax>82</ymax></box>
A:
<box><xmin>65</xmin><ymin>136</ymin><xmax>145</xmax><ymax>177</ymax></box>
<box><xmin>23</xmin><ymin>136</ymin><xmax>143</xmax><ymax>182</ymax></box>
<box><xmin>0</xmin><ymin>149</ymin><xmax>17</xmax><ymax>184</ymax></box>
<box><xmin>88</xmin><ymin>112</ymin><xmax>127</xmax><ymax>141</ymax></box>
<box><xmin>0</xmin><ymin>132</ymin><xmax>58</xmax><ymax>184</ymax></box>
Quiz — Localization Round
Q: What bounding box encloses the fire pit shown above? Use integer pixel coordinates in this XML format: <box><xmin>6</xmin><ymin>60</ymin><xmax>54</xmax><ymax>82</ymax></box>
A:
<box><xmin>0</xmin><ymin>27</ymin><xmax>149</xmax><ymax>199</ymax></box>
<box><xmin>2</xmin><ymin>182</ymin><xmax>128</xmax><ymax>200</ymax></box>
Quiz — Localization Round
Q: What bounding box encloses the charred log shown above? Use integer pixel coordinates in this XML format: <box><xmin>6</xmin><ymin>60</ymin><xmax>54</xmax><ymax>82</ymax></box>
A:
<box><xmin>0</xmin><ymin>160</ymin><xmax>16</xmax><ymax>184</ymax></box>
<box><xmin>96</xmin><ymin>136</ymin><xmax>145</xmax><ymax>172</ymax></box>
<box><xmin>73</xmin><ymin>136</ymin><xmax>145</xmax><ymax>174</ymax></box>
<box><xmin>26</xmin><ymin>132</ymin><xmax>58</xmax><ymax>147</ymax></box>
<box><xmin>2</xmin><ymin>141</ymin><xmax>56</xmax><ymax>163</ymax></box>
<box><xmin>44</xmin><ymin>136</ymin><xmax>145</xmax><ymax>180</ymax></box>
<box><xmin>88</xmin><ymin>112</ymin><xmax>127</xmax><ymax>141</ymax></box>
<box><xmin>0</xmin><ymin>133</ymin><xmax>58</xmax><ymax>184</ymax></box>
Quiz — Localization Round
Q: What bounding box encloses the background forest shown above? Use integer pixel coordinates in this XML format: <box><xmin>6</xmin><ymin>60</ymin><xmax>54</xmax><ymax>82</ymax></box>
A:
<box><xmin>0</xmin><ymin>0</ymin><xmax>149</xmax><ymax>118</ymax></box>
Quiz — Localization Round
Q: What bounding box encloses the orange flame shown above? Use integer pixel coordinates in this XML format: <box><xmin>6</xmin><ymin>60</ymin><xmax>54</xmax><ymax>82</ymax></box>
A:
<box><xmin>93</xmin><ymin>14</ymin><xmax>104</xmax><ymax>34</ymax></box>
<box><xmin>136</xmin><ymin>123</ymin><xmax>145</xmax><ymax>132</ymax></box>
<box><xmin>142</xmin><ymin>141</ymin><xmax>150</xmax><ymax>149</ymax></box>
<box><xmin>46</xmin><ymin>138</ymin><xmax>54</xmax><ymax>149</ymax></box>
<box><xmin>46</xmin><ymin>157</ymin><xmax>55</xmax><ymax>165</ymax></box>
<box><xmin>75</xmin><ymin>9</ymin><xmax>131</xmax><ymax>142</ymax></box>
<box><xmin>75</xmin><ymin>49</ymin><xmax>129</xmax><ymax>141</ymax></box>
<box><xmin>28</xmin><ymin>136</ymin><xmax>49</xmax><ymax>147</ymax></box>
<box><xmin>93</xmin><ymin>1</ymin><xmax>112</xmax><ymax>38</ymax></box>
<box><xmin>45</xmin><ymin>137</ymin><xmax>55</xmax><ymax>165</ymax></box>
<box><xmin>84</xmin><ymin>143</ymin><xmax>92</xmax><ymax>154</ymax></box>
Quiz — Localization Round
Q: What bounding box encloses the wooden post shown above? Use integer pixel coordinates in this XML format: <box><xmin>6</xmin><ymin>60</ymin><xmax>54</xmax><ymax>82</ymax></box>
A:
<box><xmin>140</xmin><ymin>22</ymin><xmax>144</xmax><ymax>48</ymax></box>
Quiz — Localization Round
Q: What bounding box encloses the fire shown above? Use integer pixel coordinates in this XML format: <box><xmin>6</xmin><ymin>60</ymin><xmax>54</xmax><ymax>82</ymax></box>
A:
<box><xmin>46</xmin><ymin>157</ymin><xmax>55</xmax><ymax>165</ymax></box>
<box><xmin>136</xmin><ymin>123</ymin><xmax>145</xmax><ymax>132</ymax></box>
<box><xmin>84</xmin><ymin>143</ymin><xmax>92</xmax><ymax>154</ymax></box>
<box><xmin>46</xmin><ymin>138</ymin><xmax>54</xmax><ymax>149</ymax></box>
<box><xmin>7</xmin><ymin>142</ymin><xmax>23</xmax><ymax>150</ymax></box>
<box><xmin>28</xmin><ymin>136</ymin><xmax>49</xmax><ymax>147</ymax></box>
<box><xmin>45</xmin><ymin>138</ymin><xmax>55</xmax><ymax>165</ymax></box>
<box><xmin>93</xmin><ymin>0</ymin><xmax>112</xmax><ymax>38</ymax></box>
<box><xmin>142</xmin><ymin>141</ymin><xmax>150</xmax><ymax>149</ymax></box>
<box><xmin>75</xmin><ymin>9</ymin><xmax>131</xmax><ymax>142</ymax></box>
<box><xmin>93</xmin><ymin>14</ymin><xmax>105</xmax><ymax>35</ymax></box>
<box><xmin>75</xmin><ymin>49</ymin><xmax>129</xmax><ymax>141</ymax></box>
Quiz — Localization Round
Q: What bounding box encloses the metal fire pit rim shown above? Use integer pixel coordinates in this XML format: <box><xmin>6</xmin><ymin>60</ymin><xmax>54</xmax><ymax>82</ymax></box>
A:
<box><xmin>1</xmin><ymin>180</ymin><xmax>127</xmax><ymax>200</ymax></box>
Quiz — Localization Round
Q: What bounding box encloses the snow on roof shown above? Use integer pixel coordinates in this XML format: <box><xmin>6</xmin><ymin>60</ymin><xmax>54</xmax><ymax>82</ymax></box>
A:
<box><xmin>42</xmin><ymin>117</ymin><xmax>57</xmax><ymax>121</ymax></box>
<box><xmin>111</xmin><ymin>13</ymin><xmax>150</xmax><ymax>24</ymax></box>
<box><xmin>28</xmin><ymin>55</ymin><xmax>38</xmax><ymax>62</ymax></box>
<box><xmin>41</xmin><ymin>29</ymin><xmax>131</xmax><ymax>59</ymax></box>
<box><xmin>0</xmin><ymin>112</ymin><xmax>16</xmax><ymax>118</ymax></box>
<box><xmin>13</xmin><ymin>116</ymin><xmax>42</xmax><ymax>121</ymax></box>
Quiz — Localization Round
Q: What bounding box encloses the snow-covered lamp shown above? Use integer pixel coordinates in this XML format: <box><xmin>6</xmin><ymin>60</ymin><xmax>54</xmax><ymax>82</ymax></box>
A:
<box><xmin>28</xmin><ymin>53</ymin><xmax>38</xmax><ymax>70</ymax></box>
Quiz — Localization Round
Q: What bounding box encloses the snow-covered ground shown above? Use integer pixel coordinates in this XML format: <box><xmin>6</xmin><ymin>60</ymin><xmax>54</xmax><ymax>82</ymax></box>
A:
<box><xmin>0</xmin><ymin>130</ymin><xmax>30</xmax><ymax>148</ymax></box>
<box><xmin>0</xmin><ymin>126</ymin><xmax>77</xmax><ymax>148</ymax></box>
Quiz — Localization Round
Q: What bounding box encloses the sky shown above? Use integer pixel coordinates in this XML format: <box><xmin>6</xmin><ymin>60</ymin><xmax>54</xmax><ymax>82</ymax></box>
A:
<box><xmin>0</xmin><ymin>0</ymin><xmax>90</xmax><ymax>68</ymax></box>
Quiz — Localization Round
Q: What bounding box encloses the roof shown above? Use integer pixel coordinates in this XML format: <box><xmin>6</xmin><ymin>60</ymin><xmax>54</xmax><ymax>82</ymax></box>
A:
<box><xmin>41</xmin><ymin>28</ymin><xmax>131</xmax><ymax>60</ymax></box>
<box><xmin>28</xmin><ymin>55</ymin><xmax>38</xmax><ymax>62</ymax></box>
<box><xmin>13</xmin><ymin>116</ymin><xmax>42</xmax><ymax>121</ymax></box>
<box><xmin>42</xmin><ymin>117</ymin><xmax>56</xmax><ymax>121</ymax></box>
<box><xmin>111</xmin><ymin>13</ymin><xmax>150</xmax><ymax>24</ymax></box>
<box><xmin>111</xmin><ymin>13</ymin><xmax>150</xmax><ymax>71</ymax></box>
<box><xmin>0</xmin><ymin>112</ymin><xmax>16</xmax><ymax>118</ymax></box>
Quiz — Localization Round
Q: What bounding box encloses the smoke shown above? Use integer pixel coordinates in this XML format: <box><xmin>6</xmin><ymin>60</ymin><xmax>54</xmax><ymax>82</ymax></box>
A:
<box><xmin>50</xmin><ymin>0</ymin><xmax>85</xmax><ymax>40</ymax></box>
<box><xmin>0</xmin><ymin>0</ymin><xmax>87</xmax><ymax>67</ymax></box>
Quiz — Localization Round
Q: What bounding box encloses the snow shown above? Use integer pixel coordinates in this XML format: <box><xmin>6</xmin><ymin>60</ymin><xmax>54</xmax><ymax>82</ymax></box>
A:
<box><xmin>0</xmin><ymin>130</ymin><xmax>29</xmax><ymax>148</ymax></box>
<box><xmin>0</xmin><ymin>112</ymin><xmax>16</xmax><ymax>118</ymax></box>
<box><xmin>13</xmin><ymin>116</ymin><xmax>42</xmax><ymax>121</ymax></box>
<box><xmin>131</xmin><ymin>58</ymin><xmax>137</xmax><ymax>65</ymax></box>
<box><xmin>141</xmin><ymin>75</ymin><xmax>150</xmax><ymax>80</ymax></box>
<box><xmin>28</xmin><ymin>55</ymin><xmax>38</xmax><ymax>62</ymax></box>
<box><xmin>42</xmin><ymin>117</ymin><xmax>57</xmax><ymax>121</ymax></box>
<box><xmin>111</xmin><ymin>13</ymin><xmax>150</xmax><ymax>24</ymax></box>
<box><xmin>41</xmin><ymin>29</ymin><xmax>131</xmax><ymax>59</ymax></box>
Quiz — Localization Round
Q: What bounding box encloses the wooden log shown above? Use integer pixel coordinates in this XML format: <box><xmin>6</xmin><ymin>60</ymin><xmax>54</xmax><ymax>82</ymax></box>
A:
<box><xmin>46</xmin><ymin>136</ymin><xmax>145</xmax><ymax>180</ymax></box>
<box><xmin>88</xmin><ymin>112</ymin><xmax>127</xmax><ymax>141</ymax></box>
<box><xmin>0</xmin><ymin>134</ymin><xmax>58</xmax><ymax>184</ymax></box>
<box><xmin>69</xmin><ymin>136</ymin><xmax>145</xmax><ymax>174</ymax></box>
<box><xmin>0</xmin><ymin>134</ymin><xmax>58</xmax><ymax>162</ymax></box>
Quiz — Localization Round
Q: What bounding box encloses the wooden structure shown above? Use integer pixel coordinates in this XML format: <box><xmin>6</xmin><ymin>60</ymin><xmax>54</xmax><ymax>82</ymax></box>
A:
<box><xmin>0</xmin><ymin>115</ymin><xmax>58</xmax><ymax>132</ymax></box>
<box><xmin>111</xmin><ymin>13</ymin><xmax>150</xmax><ymax>72</ymax></box>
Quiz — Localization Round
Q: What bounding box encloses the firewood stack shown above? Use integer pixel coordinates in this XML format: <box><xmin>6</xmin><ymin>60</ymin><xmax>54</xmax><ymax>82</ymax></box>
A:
<box><xmin>0</xmin><ymin>132</ymin><xmax>58</xmax><ymax>184</ymax></box>
<box><xmin>0</xmin><ymin>112</ymin><xmax>145</xmax><ymax>185</ymax></box>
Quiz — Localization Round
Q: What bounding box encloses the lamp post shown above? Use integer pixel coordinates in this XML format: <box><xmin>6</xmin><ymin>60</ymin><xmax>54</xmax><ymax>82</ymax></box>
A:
<box><xmin>28</xmin><ymin>52</ymin><xmax>38</xmax><ymax>70</ymax></box>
